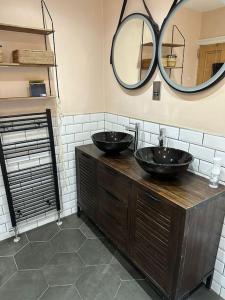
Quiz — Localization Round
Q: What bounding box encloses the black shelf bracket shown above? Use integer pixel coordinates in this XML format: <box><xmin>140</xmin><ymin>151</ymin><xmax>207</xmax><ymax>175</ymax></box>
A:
<box><xmin>41</xmin><ymin>0</ymin><xmax>60</xmax><ymax>99</ymax></box>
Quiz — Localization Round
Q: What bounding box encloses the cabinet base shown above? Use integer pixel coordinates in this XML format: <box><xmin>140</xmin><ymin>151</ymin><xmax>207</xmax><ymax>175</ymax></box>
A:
<box><xmin>205</xmin><ymin>274</ymin><xmax>213</xmax><ymax>289</ymax></box>
<box><xmin>77</xmin><ymin>205</ymin><xmax>81</xmax><ymax>218</ymax></box>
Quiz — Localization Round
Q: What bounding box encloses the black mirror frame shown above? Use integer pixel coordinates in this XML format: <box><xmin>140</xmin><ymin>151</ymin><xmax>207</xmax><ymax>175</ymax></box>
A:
<box><xmin>158</xmin><ymin>0</ymin><xmax>225</xmax><ymax>94</ymax></box>
<box><xmin>111</xmin><ymin>13</ymin><xmax>159</xmax><ymax>90</ymax></box>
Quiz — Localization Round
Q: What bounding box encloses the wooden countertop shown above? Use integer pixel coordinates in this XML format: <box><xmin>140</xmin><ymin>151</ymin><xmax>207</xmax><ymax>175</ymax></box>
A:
<box><xmin>76</xmin><ymin>144</ymin><xmax>225</xmax><ymax>210</ymax></box>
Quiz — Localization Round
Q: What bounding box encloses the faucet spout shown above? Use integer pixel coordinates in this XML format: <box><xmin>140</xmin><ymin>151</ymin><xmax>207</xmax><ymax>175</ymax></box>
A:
<box><xmin>159</xmin><ymin>128</ymin><xmax>166</xmax><ymax>147</ymax></box>
<box><xmin>125</xmin><ymin>123</ymin><xmax>140</xmax><ymax>152</ymax></box>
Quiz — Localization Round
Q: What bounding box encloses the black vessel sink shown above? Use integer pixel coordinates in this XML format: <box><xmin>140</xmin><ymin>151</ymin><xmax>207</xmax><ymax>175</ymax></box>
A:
<box><xmin>92</xmin><ymin>131</ymin><xmax>134</xmax><ymax>154</ymax></box>
<box><xmin>135</xmin><ymin>147</ymin><xmax>194</xmax><ymax>177</ymax></box>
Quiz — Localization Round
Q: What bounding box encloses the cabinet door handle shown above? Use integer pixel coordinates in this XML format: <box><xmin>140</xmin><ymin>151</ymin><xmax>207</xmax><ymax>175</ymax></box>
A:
<box><xmin>144</xmin><ymin>192</ymin><xmax>161</xmax><ymax>203</ymax></box>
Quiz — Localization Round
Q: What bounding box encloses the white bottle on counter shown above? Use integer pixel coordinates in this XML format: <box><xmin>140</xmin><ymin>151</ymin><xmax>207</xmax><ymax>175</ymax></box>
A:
<box><xmin>0</xmin><ymin>45</ymin><xmax>3</xmax><ymax>63</ymax></box>
<box><xmin>209</xmin><ymin>157</ymin><xmax>222</xmax><ymax>188</ymax></box>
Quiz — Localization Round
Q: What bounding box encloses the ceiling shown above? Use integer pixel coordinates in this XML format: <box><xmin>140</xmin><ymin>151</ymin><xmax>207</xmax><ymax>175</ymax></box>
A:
<box><xmin>185</xmin><ymin>0</ymin><xmax>225</xmax><ymax>12</ymax></box>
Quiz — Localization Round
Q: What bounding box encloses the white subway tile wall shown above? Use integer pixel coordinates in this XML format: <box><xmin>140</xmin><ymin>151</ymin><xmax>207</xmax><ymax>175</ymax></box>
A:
<box><xmin>0</xmin><ymin>111</ymin><xmax>225</xmax><ymax>298</ymax></box>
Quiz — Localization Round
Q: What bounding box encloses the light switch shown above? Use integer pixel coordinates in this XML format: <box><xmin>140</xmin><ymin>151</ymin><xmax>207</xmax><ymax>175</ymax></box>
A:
<box><xmin>153</xmin><ymin>81</ymin><xmax>161</xmax><ymax>101</ymax></box>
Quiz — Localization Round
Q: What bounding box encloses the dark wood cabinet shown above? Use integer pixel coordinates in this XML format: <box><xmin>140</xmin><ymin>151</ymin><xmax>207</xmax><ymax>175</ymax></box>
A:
<box><xmin>130</xmin><ymin>187</ymin><xmax>183</xmax><ymax>297</ymax></box>
<box><xmin>76</xmin><ymin>145</ymin><xmax>225</xmax><ymax>300</ymax></box>
<box><xmin>76</xmin><ymin>151</ymin><xmax>97</xmax><ymax>221</ymax></box>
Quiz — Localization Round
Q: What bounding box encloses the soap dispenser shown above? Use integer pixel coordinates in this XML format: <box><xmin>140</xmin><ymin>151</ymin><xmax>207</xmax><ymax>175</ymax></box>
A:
<box><xmin>209</xmin><ymin>157</ymin><xmax>222</xmax><ymax>189</ymax></box>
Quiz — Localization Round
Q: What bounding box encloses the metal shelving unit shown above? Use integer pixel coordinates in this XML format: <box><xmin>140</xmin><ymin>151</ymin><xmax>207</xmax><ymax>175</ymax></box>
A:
<box><xmin>0</xmin><ymin>0</ymin><xmax>60</xmax><ymax>100</ymax></box>
<box><xmin>141</xmin><ymin>25</ymin><xmax>185</xmax><ymax>84</ymax></box>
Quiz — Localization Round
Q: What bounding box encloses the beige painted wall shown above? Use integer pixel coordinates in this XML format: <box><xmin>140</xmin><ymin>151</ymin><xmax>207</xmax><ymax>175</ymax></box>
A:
<box><xmin>103</xmin><ymin>0</ymin><xmax>225</xmax><ymax>136</ymax></box>
<box><xmin>114</xmin><ymin>18</ymin><xmax>143</xmax><ymax>85</ymax></box>
<box><xmin>162</xmin><ymin>6</ymin><xmax>202</xmax><ymax>87</ymax></box>
<box><xmin>0</xmin><ymin>0</ymin><xmax>104</xmax><ymax>116</ymax></box>
<box><xmin>201</xmin><ymin>7</ymin><xmax>225</xmax><ymax>39</ymax></box>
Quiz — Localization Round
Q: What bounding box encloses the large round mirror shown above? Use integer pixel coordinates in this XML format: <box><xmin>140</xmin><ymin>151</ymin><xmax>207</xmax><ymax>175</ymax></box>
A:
<box><xmin>112</xmin><ymin>13</ymin><xmax>158</xmax><ymax>90</ymax></box>
<box><xmin>158</xmin><ymin>0</ymin><xmax>225</xmax><ymax>93</ymax></box>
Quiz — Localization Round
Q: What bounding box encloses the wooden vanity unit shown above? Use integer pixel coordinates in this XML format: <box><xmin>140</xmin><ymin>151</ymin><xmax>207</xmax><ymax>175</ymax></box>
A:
<box><xmin>75</xmin><ymin>144</ymin><xmax>225</xmax><ymax>300</ymax></box>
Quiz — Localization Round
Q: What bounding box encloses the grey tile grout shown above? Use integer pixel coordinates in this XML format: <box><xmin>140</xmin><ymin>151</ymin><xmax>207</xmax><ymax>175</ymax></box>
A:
<box><xmin>12</xmin><ymin>255</ymin><xmax>19</xmax><ymax>271</ymax></box>
<box><xmin>0</xmin><ymin>271</ymin><xmax>17</xmax><ymax>290</ymax></box>
<box><xmin>37</xmin><ymin>284</ymin><xmax>49</xmax><ymax>300</ymax></box>
<box><xmin>114</xmin><ymin>281</ymin><xmax>122</xmax><ymax>299</ymax></box>
<box><xmin>74</xmin><ymin>283</ymin><xmax>83</xmax><ymax>300</ymax></box>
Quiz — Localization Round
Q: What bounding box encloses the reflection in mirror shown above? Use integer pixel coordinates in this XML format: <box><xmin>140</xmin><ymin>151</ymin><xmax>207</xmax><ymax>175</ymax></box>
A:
<box><xmin>112</xmin><ymin>14</ymin><xmax>157</xmax><ymax>89</ymax></box>
<box><xmin>159</xmin><ymin>0</ymin><xmax>225</xmax><ymax>92</ymax></box>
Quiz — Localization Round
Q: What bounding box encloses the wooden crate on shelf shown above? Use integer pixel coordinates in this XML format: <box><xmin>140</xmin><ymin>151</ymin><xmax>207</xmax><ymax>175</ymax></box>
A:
<box><xmin>12</xmin><ymin>49</ymin><xmax>54</xmax><ymax>65</ymax></box>
<box><xmin>141</xmin><ymin>59</ymin><xmax>152</xmax><ymax>70</ymax></box>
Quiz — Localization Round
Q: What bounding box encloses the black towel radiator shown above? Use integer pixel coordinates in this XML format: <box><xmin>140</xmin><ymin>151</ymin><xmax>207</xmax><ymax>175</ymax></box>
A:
<box><xmin>0</xmin><ymin>109</ymin><xmax>62</xmax><ymax>242</ymax></box>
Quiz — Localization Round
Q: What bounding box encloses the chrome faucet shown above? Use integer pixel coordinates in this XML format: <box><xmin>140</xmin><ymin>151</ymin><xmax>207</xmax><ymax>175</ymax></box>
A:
<box><xmin>125</xmin><ymin>123</ymin><xmax>140</xmax><ymax>152</ymax></box>
<box><xmin>159</xmin><ymin>128</ymin><xmax>166</xmax><ymax>147</ymax></box>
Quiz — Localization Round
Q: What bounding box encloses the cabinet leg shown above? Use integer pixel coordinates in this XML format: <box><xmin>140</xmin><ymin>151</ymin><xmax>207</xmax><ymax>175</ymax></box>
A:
<box><xmin>77</xmin><ymin>205</ymin><xmax>81</xmax><ymax>218</ymax></box>
<box><xmin>206</xmin><ymin>274</ymin><xmax>213</xmax><ymax>289</ymax></box>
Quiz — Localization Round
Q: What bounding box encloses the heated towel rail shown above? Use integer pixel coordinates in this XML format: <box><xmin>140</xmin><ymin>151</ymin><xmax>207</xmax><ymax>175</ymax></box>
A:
<box><xmin>0</xmin><ymin>109</ymin><xmax>61</xmax><ymax>241</ymax></box>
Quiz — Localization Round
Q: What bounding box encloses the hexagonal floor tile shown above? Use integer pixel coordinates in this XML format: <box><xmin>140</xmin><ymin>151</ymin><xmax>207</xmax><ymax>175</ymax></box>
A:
<box><xmin>0</xmin><ymin>233</ymin><xmax>28</xmax><ymax>256</ymax></box>
<box><xmin>79</xmin><ymin>219</ymin><xmax>104</xmax><ymax>239</ymax></box>
<box><xmin>15</xmin><ymin>242</ymin><xmax>53</xmax><ymax>270</ymax></box>
<box><xmin>111</xmin><ymin>251</ymin><xmax>145</xmax><ymax>281</ymax></box>
<box><xmin>78</xmin><ymin>238</ymin><xmax>115</xmax><ymax>265</ymax></box>
<box><xmin>115</xmin><ymin>280</ymin><xmax>161</xmax><ymax>300</ymax></box>
<box><xmin>51</xmin><ymin>229</ymin><xmax>86</xmax><ymax>252</ymax></box>
<box><xmin>76</xmin><ymin>265</ymin><xmax>121</xmax><ymax>300</ymax></box>
<box><xmin>189</xmin><ymin>285</ymin><xmax>223</xmax><ymax>300</ymax></box>
<box><xmin>0</xmin><ymin>270</ymin><xmax>47</xmax><ymax>300</ymax></box>
<box><xmin>40</xmin><ymin>286</ymin><xmax>81</xmax><ymax>300</ymax></box>
<box><xmin>42</xmin><ymin>252</ymin><xmax>85</xmax><ymax>286</ymax></box>
<box><xmin>60</xmin><ymin>214</ymin><xmax>83</xmax><ymax>229</ymax></box>
<box><xmin>26</xmin><ymin>222</ymin><xmax>59</xmax><ymax>242</ymax></box>
<box><xmin>0</xmin><ymin>257</ymin><xmax>17</xmax><ymax>287</ymax></box>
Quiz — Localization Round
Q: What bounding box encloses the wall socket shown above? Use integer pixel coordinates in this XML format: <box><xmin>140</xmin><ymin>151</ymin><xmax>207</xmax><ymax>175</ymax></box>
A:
<box><xmin>153</xmin><ymin>81</ymin><xmax>161</xmax><ymax>101</ymax></box>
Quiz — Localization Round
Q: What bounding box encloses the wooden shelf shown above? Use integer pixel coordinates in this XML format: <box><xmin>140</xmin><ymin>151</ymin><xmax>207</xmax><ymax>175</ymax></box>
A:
<box><xmin>0</xmin><ymin>63</ymin><xmax>56</xmax><ymax>67</ymax></box>
<box><xmin>0</xmin><ymin>96</ymin><xmax>56</xmax><ymax>101</ymax></box>
<box><xmin>141</xmin><ymin>59</ymin><xmax>183</xmax><ymax>70</ymax></box>
<box><xmin>165</xmin><ymin>66</ymin><xmax>183</xmax><ymax>69</ymax></box>
<box><xmin>143</xmin><ymin>42</ymin><xmax>185</xmax><ymax>48</ymax></box>
<box><xmin>0</xmin><ymin>23</ymin><xmax>54</xmax><ymax>35</ymax></box>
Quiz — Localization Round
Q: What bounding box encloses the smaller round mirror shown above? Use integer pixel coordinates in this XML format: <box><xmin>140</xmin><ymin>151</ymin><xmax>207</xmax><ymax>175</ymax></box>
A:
<box><xmin>111</xmin><ymin>13</ymin><xmax>158</xmax><ymax>90</ymax></box>
<box><xmin>158</xmin><ymin>0</ymin><xmax>225</xmax><ymax>93</ymax></box>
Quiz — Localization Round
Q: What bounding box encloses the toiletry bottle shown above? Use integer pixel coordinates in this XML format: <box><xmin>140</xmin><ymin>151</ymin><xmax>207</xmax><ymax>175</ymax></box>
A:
<box><xmin>0</xmin><ymin>45</ymin><xmax>3</xmax><ymax>63</ymax></box>
<box><xmin>209</xmin><ymin>157</ymin><xmax>222</xmax><ymax>188</ymax></box>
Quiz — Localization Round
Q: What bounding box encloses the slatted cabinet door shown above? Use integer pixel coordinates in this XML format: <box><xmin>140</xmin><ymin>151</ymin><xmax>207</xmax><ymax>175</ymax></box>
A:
<box><xmin>130</xmin><ymin>186</ymin><xmax>183</xmax><ymax>297</ymax></box>
<box><xmin>76</xmin><ymin>150</ymin><xmax>98</xmax><ymax>222</ymax></box>
<box><xmin>97</xmin><ymin>164</ymin><xmax>131</xmax><ymax>252</ymax></box>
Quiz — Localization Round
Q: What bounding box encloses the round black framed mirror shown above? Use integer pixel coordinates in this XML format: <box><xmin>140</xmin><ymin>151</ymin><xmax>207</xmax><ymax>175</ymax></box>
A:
<box><xmin>158</xmin><ymin>0</ymin><xmax>225</xmax><ymax>93</ymax></box>
<box><xmin>111</xmin><ymin>13</ymin><xmax>158</xmax><ymax>90</ymax></box>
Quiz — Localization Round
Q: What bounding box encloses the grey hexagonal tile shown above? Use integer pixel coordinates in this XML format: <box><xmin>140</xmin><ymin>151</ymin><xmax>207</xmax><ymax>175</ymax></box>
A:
<box><xmin>80</xmin><ymin>219</ymin><xmax>104</xmax><ymax>239</ymax></box>
<box><xmin>189</xmin><ymin>286</ymin><xmax>223</xmax><ymax>300</ymax></box>
<box><xmin>0</xmin><ymin>257</ymin><xmax>17</xmax><ymax>287</ymax></box>
<box><xmin>76</xmin><ymin>265</ymin><xmax>121</xmax><ymax>300</ymax></box>
<box><xmin>14</xmin><ymin>242</ymin><xmax>53</xmax><ymax>270</ymax></box>
<box><xmin>60</xmin><ymin>214</ymin><xmax>83</xmax><ymax>229</ymax></box>
<box><xmin>0</xmin><ymin>270</ymin><xmax>47</xmax><ymax>300</ymax></box>
<box><xmin>40</xmin><ymin>286</ymin><xmax>81</xmax><ymax>300</ymax></box>
<box><xmin>78</xmin><ymin>238</ymin><xmax>115</xmax><ymax>266</ymax></box>
<box><xmin>0</xmin><ymin>233</ymin><xmax>28</xmax><ymax>256</ymax></box>
<box><xmin>115</xmin><ymin>280</ymin><xmax>161</xmax><ymax>300</ymax></box>
<box><xmin>51</xmin><ymin>229</ymin><xmax>86</xmax><ymax>252</ymax></box>
<box><xmin>26</xmin><ymin>222</ymin><xmax>59</xmax><ymax>242</ymax></box>
<box><xmin>111</xmin><ymin>251</ymin><xmax>145</xmax><ymax>280</ymax></box>
<box><xmin>42</xmin><ymin>252</ymin><xmax>85</xmax><ymax>286</ymax></box>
